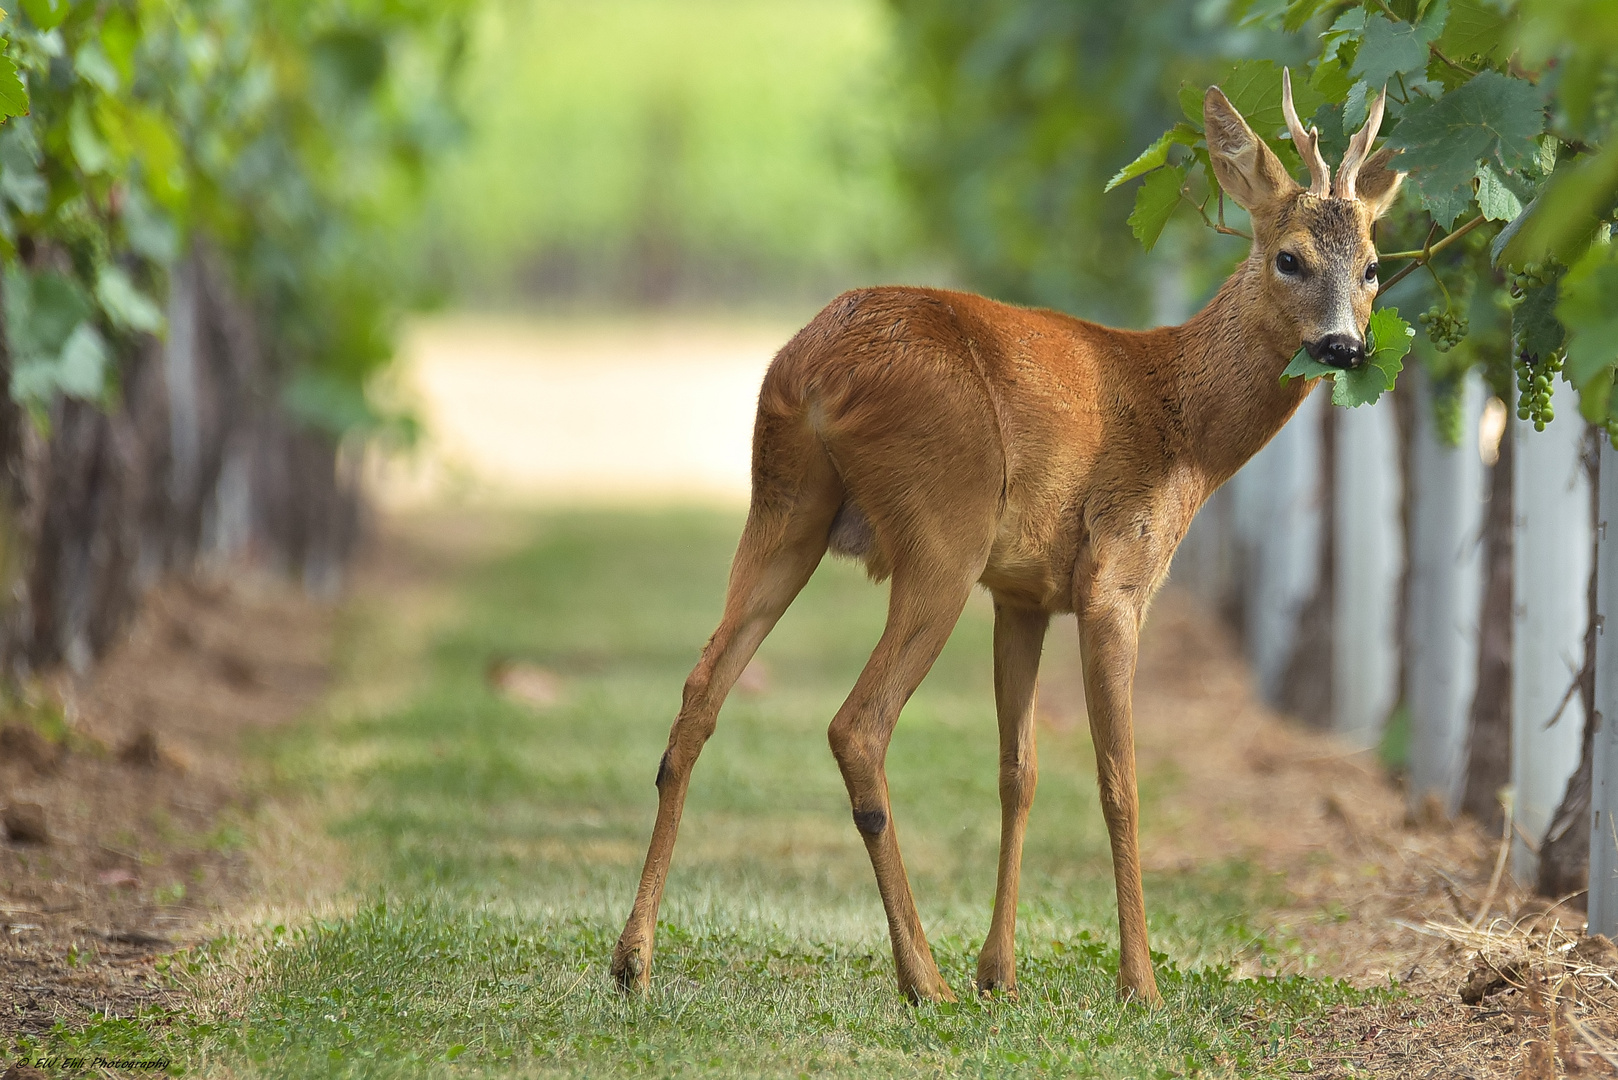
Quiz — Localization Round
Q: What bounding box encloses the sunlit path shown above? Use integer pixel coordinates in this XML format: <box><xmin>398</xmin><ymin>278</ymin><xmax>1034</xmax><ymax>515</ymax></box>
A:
<box><xmin>387</xmin><ymin>318</ymin><xmax>796</xmax><ymax>504</ymax></box>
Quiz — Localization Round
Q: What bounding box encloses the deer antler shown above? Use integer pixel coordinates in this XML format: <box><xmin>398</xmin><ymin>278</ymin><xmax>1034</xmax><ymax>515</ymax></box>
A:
<box><xmin>1334</xmin><ymin>85</ymin><xmax>1388</xmax><ymax>200</ymax></box>
<box><xmin>1282</xmin><ymin>68</ymin><xmax>1331</xmax><ymax>198</ymax></box>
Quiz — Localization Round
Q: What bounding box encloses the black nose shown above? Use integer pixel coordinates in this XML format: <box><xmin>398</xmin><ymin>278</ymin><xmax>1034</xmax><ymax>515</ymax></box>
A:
<box><xmin>1305</xmin><ymin>333</ymin><xmax>1365</xmax><ymax>370</ymax></box>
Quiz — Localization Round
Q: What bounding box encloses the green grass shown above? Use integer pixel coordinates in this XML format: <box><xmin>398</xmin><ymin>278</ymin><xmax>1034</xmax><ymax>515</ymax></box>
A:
<box><xmin>12</xmin><ymin>509</ymin><xmax>1380</xmax><ymax>1077</ymax></box>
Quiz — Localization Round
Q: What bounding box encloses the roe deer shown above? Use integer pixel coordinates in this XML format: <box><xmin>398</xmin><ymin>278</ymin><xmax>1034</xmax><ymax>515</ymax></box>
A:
<box><xmin>612</xmin><ymin>73</ymin><xmax>1402</xmax><ymax>1005</ymax></box>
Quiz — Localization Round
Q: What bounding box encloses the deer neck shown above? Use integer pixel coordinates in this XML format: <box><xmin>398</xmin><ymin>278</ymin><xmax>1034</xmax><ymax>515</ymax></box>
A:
<box><xmin>1169</xmin><ymin>252</ymin><xmax>1312</xmax><ymax>489</ymax></box>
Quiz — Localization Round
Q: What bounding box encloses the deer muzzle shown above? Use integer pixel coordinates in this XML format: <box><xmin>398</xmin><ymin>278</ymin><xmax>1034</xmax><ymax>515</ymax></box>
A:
<box><xmin>1304</xmin><ymin>333</ymin><xmax>1365</xmax><ymax>370</ymax></box>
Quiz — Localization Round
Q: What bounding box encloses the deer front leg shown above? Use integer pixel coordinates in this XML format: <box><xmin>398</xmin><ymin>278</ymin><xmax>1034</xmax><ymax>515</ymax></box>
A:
<box><xmin>975</xmin><ymin>600</ymin><xmax>1047</xmax><ymax>999</ymax></box>
<box><xmin>1076</xmin><ymin>576</ymin><xmax>1162</xmax><ymax>1006</ymax></box>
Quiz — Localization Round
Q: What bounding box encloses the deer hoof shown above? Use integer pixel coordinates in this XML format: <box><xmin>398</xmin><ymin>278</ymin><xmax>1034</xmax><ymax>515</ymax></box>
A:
<box><xmin>974</xmin><ymin>952</ymin><xmax>1018</xmax><ymax>1000</ymax></box>
<box><xmin>900</xmin><ymin>972</ymin><xmax>958</xmax><ymax>1005</ymax></box>
<box><xmin>1117</xmin><ymin>979</ymin><xmax>1164</xmax><ymax>1008</ymax></box>
<box><xmin>610</xmin><ymin>941</ymin><xmax>649</xmax><ymax>993</ymax></box>
<box><xmin>974</xmin><ymin>977</ymin><xmax>1019</xmax><ymax>1002</ymax></box>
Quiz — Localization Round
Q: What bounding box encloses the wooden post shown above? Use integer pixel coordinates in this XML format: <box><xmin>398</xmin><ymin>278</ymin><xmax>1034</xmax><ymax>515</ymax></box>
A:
<box><xmin>1333</xmin><ymin>393</ymin><xmax>1404</xmax><ymax>751</ymax></box>
<box><xmin>1512</xmin><ymin>380</ymin><xmax>1592</xmax><ymax>884</ymax></box>
<box><xmin>1590</xmin><ymin>438</ymin><xmax>1618</xmax><ymax>934</ymax></box>
<box><xmin>1405</xmin><ymin>370</ymin><xmax>1486</xmax><ymax>816</ymax></box>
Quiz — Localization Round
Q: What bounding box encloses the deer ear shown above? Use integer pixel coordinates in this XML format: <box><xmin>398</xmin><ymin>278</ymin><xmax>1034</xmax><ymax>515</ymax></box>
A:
<box><xmin>1203</xmin><ymin>86</ymin><xmax>1298</xmax><ymax>211</ymax></box>
<box><xmin>1355</xmin><ymin>146</ymin><xmax>1405</xmax><ymax>219</ymax></box>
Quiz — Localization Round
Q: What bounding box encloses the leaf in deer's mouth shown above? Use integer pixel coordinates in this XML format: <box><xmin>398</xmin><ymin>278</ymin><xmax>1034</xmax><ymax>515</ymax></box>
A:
<box><xmin>1280</xmin><ymin>349</ymin><xmax>1339</xmax><ymax>385</ymax></box>
<box><xmin>1278</xmin><ymin>307</ymin><xmax>1414</xmax><ymax>408</ymax></box>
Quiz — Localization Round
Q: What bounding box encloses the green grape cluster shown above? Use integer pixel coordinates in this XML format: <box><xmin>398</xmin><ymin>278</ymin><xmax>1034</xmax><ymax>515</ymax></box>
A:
<box><xmin>1418</xmin><ymin>306</ymin><xmax>1468</xmax><ymax>351</ymax></box>
<box><xmin>1515</xmin><ymin>351</ymin><xmax>1564</xmax><ymax>431</ymax></box>
<box><xmin>1509</xmin><ymin>260</ymin><xmax>1562</xmax><ymax>295</ymax></box>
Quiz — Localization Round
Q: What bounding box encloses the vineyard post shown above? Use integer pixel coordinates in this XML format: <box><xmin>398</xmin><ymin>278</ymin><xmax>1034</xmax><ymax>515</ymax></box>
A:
<box><xmin>1231</xmin><ymin>391</ymin><xmax>1327</xmax><ymax>708</ymax></box>
<box><xmin>1591</xmin><ymin>439</ymin><xmax>1618</xmax><ymax>935</ymax></box>
<box><xmin>1332</xmin><ymin>396</ymin><xmax>1403</xmax><ymax>750</ymax></box>
<box><xmin>1512</xmin><ymin>380</ymin><xmax>1593</xmax><ymax>883</ymax></box>
<box><xmin>1404</xmin><ymin>368</ymin><xmax>1485</xmax><ymax>815</ymax></box>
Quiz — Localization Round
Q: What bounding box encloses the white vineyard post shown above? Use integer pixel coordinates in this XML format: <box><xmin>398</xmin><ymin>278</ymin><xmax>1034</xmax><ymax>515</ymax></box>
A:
<box><xmin>1230</xmin><ymin>388</ymin><xmax>1326</xmax><ymax>706</ymax></box>
<box><xmin>1590</xmin><ymin>438</ymin><xmax>1618</xmax><ymax>935</ymax></box>
<box><xmin>1333</xmin><ymin>392</ymin><xmax>1404</xmax><ymax>751</ymax></box>
<box><xmin>1404</xmin><ymin>369</ymin><xmax>1486</xmax><ymax>816</ymax></box>
<box><xmin>1511</xmin><ymin>379</ymin><xmax>1592</xmax><ymax>884</ymax></box>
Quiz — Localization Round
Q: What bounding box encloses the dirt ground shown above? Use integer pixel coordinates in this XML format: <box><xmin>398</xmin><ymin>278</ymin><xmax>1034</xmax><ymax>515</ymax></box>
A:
<box><xmin>1119</xmin><ymin>593</ymin><xmax>1618</xmax><ymax>1078</ymax></box>
<box><xmin>0</xmin><ymin>577</ymin><xmax>334</xmax><ymax>1040</ymax></box>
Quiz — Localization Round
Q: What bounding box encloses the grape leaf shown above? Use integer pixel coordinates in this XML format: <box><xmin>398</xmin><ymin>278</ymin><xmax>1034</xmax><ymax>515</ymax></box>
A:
<box><xmin>1280</xmin><ymin>349</ymin><xmax>1338</xmax><ymax>384</ymax></box>
<box><xmin>1105</xmin><ymin>124</ymin><xmax>1199</xmax><ymax>193</ymax></box>
<box><xmin>1437</xmin><ymin>0</ymin><xmax>1511</xmax><ymax>62</ymax></box>
<box><xmin>1427</xmin><ymin>51</ymin><xmax>1477</xmax><ymax>95</ymax></box>
<box><xmin>1343</xmin><ymin>80</ymin><xmax>1372</xmax><ymax>131</ymax></box>
<box><xmin>1513</xmin><ymin>278</ymin><xmax>1564</xmax><ymax>363</ymax></box>
<box><xmin>1128</xmin><ymin>166</ymin><xmax>1184</xmax><ymax>253</ymax></box>
<box><xmin>1309</xmin><ymin>54</ymin><xmax>1354</xmax><ymax>104</ymax></box>
<box><xmin>1306</xmin><ymin>99</ymin><xmax>1349</xmax><ymax>170</ymax></box>
<box><xmin>1179</xmin><ymin>82</ymin><xmax>1205</xmax><ymax>127</ymax></box>
<box><xmin>96</xmin><ymin>265</ymin><xmax>165</xmax><ymax>334</ymax></box>
<box><xmin>3</xmin><ymin>265</ymin><xmax>109</xmax><ymax>406</ymax></box>
<box><xmin>53</xmin><ymin>323</ymin><xmax>110</xmax><ymax>399</ymax></box>
<box><xmin>1385</xmin><ymin>71</ymin><xmax>1547</xmax><ymax>226</ymax></box>
<box><xmin>0</xmin><ymin>55</ymin><xmax>27</xmax><ymax>119</ymax></box>
<box><xmin>1214</xmin><ymin>59</ymin><xmax>1326</xmax><ymax>137</ymax></box>
<box><xmin>1558</xmin><ymin>244</ymin><xmax>1618</xmax><ymax>393</ymax></box>
<box><xmin>1475</xmin><ymin>162</ymin><xmax>1523</xmax><ymax>222</ymax></box>
<box><xmin>1283</xmin><ymin>0</ymin><xmax>1333</xmax><ymax>33</ymax></box>
<box><xmin>68</xmin><ymin>99</ymin><xmax>111</xmax><ymax>175</ymax></box>
<box><xmin>1352</xmin><ymin>5</ymin><xmax>1446</xmax><ymax>88</ymax></box>
<box><xmin>0</xmin><ymin>122</ymin><xmax>46</xmax><ymax>215</ymax></box>
<box><xmin>20</xmin><ymin>0</ymin><xmax>70</xmax><ymax>32</ymax></box>
<box><xmin>73</xmin><ymin>42</ymin><xmax>121</xmax><ymax>94</ymax></box>
<box><xmin>1326</xmin><ymin>6</ymin><xmax>1366</xmax><ymax>36</ymax></box>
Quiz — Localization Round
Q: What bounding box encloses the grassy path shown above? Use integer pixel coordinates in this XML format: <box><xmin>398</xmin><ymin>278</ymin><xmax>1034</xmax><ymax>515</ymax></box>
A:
<box><xmin>38</xmin><ymin>509</ymin><xmax>1378</xmax><ymax>1077</ymax></box>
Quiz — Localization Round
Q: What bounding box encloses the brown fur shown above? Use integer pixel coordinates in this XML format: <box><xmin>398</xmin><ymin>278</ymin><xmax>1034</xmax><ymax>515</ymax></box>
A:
<box><xmin>611</xmin><ymin>84</ymin><xmax>1404</xmax><ymax>1006</ymax></box>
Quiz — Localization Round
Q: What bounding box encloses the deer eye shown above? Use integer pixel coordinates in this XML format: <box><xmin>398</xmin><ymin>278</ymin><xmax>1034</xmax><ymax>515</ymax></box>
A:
<box><xmin>1275</xmin><ymin>251</ymin><xmax>1301</xmax><ymax>276</ymax></box>
<box><xmin>1364</xmin><ymin>261</ymin><xmax>1379</xmax><ymax>283</ymax></box>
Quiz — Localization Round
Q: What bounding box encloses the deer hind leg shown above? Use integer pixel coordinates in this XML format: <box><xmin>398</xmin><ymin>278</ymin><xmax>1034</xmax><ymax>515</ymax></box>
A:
<box><xmin>828</xmin><ymin>556</ymin><xmax>984</xmax><ymax>1004</ymax></box>
<box><xmin>974</xmin><ymin>600</ymin><xmax>1048</xmax><ymax>999</ymax></box>
<box><xmin>611</xmin><ymin>429</ymin><xmax>839</xmax><ymax>993</ymax></box>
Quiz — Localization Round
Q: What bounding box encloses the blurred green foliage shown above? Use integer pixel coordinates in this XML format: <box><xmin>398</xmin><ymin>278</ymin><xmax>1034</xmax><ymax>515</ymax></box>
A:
<box><xmin>0</xmin><ymin>0</ymin><xmax>471</xmax><ymax>437</ymax></box>
<box><xmin>424</xmin><ymin>0</ymin><xmax>917</xmax><ymax>309</ymax></box>
<box><xmin>885</xmin><ymin>0</ymin><xmax>1306</xmax><ymax>327</ymax></box>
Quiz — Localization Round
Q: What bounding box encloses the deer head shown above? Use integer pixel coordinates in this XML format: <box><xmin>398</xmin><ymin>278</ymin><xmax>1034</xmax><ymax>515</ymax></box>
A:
<box><xmin>1203</xmin><ymin>72</ymin><xmax>1404</xmax><ymax>369</ymax></box>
